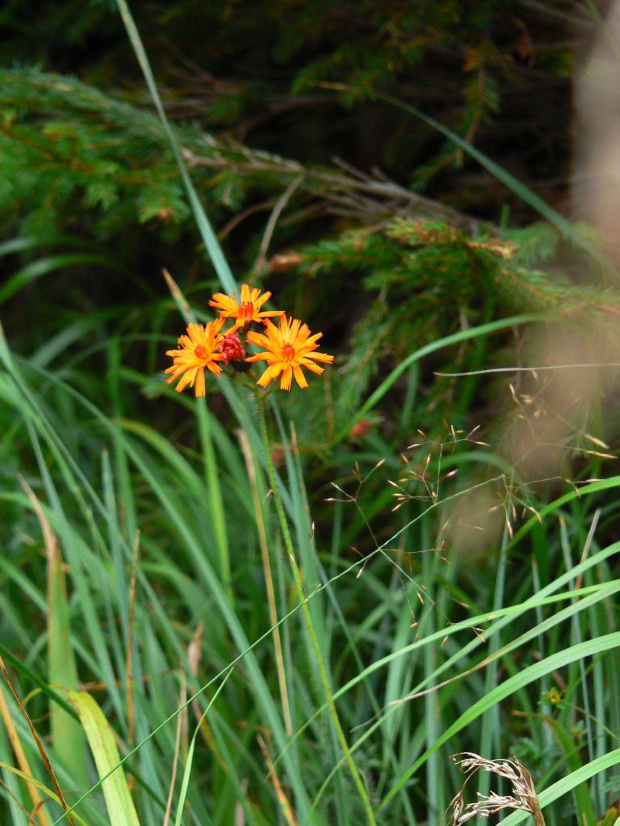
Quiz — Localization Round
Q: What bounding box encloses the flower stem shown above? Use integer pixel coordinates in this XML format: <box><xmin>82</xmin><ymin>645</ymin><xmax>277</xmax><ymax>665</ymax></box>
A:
<box><xmin>238</xmin><ymin>428</ymin><xmax>292</xmax><ymax>738</ymax></box>
<box><xmin>256</xmin><ymin>392</ymin><xmax>377</xmax><ymax>826</ymax></box>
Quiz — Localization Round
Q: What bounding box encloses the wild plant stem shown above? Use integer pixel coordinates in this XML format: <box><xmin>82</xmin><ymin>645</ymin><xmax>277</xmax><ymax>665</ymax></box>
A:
<box><xmin>256</xmin><ymin>392</ymin><xmax>377</xmax><ymax>826</ymax></box>
<box><xmin>238</xmin><ymin>428</ymin><xmax>292</xmax><ymax>737</ymax></box>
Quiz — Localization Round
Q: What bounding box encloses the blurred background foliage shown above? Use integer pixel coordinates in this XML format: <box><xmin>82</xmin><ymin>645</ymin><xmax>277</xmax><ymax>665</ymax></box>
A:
<box><xmin>0</xmin><ymin>0</ymin><xmax>599</xmax><ymax>432</ymax></box>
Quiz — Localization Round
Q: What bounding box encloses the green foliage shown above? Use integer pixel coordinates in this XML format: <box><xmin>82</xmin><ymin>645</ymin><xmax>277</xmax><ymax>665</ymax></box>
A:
<box><xmin>2</xmin><ymin>0</ymin><xmax>576</xmax><ymax>195</ymax></box>
<box><xmin>0</xmin><ymin>69</ymin><xmax>190</xmax><ymax>241</ymax></box>
<box><xmin>291</xmin><ymin>0</ymin><xmax>518</xmax><ymax>100</ymax></box>
<box><xmin>287</xmin><ymin>218</ymin><xmax>620</xmax><ymax>430</ymax></box>
<box><xmin>3</xmin><ymin>293</ymin><xmax>620</xmax><ymax>826</ymax></box>
<box><xmin>1</xmin><ymin>4</ymin><xmax>620</xmax><ymax>826</ymax></box>
<box><xmin>3</xmin><ymin>63</ymin><xmax>620</xmax><ymax>445</ymax></box>
<box><xmin>285</xmin><ymin>0</ymin><xmax>567</xmax><ymax>184</ymax></box>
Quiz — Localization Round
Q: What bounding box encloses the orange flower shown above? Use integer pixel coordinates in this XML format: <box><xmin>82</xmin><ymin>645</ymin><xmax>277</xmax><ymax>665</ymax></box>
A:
<box><xmin>246</xmin><ymin>315</ymin><xmax>334</xmax><ymax>390</ymax></box>
<box><xmin>165</xmin><ymin>318</ymin><xmax>226</xmax><ymax>397</ymax></box>
<box><xmin>209</xmin><ymin>284</ymin><xmax>283</xmax><ymax>331</ymax></box>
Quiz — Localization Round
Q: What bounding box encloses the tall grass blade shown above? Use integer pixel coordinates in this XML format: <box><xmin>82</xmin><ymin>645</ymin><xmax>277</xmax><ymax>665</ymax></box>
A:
<box><xmin>0</xmin><ymin>254</ymin><xmax>122</xmax><ymax>306</ymax></box>
<box><xmin>347</xmin><ymin>313</ymin><xmax>545</xmax><ymax>438</ymax></box>
<box><xmin>381</xmin><ymin>632</ymin><xmax>620</xmax><ymax>810</ymax></box>
<box><xmin>499</xmin><ymin>748</ymin><xmax>620</xmax><ymax>826</ymax></box>
<box><xmin>115</xmin><ymin>0</ymin><xmax>236</xmax><ymax>292</ymax></box>
<box><xmin>0</xmin><ymin>684</ymin><xmax>52</xmax><ymax>826</ymax></box>
<box><xmin>377</xmin><ymin>92</ymin><xmax>614</xmax><ymax>271</ymax></box>
<box><xmin>0</xmin><ymin>762</ymin><xmax>91</xmax><ymax>826</ymax></box>
<box><xmin>66</xmin><ymin>690</ymin><xmax>140</xmax><ymax>826</ymax></box>
<box><xmin>18</xmin><ymin>478</ymin><xmax>89</xmax><ymax>791</ymax></box>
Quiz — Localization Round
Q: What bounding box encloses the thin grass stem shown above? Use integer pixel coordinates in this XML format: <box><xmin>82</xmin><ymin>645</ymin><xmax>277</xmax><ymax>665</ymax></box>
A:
<box><xmin>256</xmin><ymin>391</ymin><xmax>378</xmax><ymax>826</ymax></box>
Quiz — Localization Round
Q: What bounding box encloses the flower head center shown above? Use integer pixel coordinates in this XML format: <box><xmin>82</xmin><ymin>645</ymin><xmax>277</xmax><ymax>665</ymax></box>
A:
<box><xmin>282</xmin><ymin>343</ymin><xmax>296</xmax><ymax>361</ymax></box>
<box><xmin>239</xmin><ymin>301</ymin><xmax>255</xmax><ymax>323</ymax></box>
<box><xmin>194</xmin><ymin>345</ymin><xmax>209</xmax><ymax>360</ymax></box>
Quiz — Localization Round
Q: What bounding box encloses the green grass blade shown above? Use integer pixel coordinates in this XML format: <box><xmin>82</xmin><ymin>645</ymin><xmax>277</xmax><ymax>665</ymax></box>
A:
<box><xmin>381</xmin><ymin>632</ymin><xmax>620</xmax><ymax>810</ymax></box>
<box><xmin>341</xmin><ymin>312</ymin><xmax>545</xmax><ymax>440</ymax></box>
<box><xmin>0</xmin><ymin>762</ymin><xmax>90</xmax><ymax>826</ymax></box>
<box><xmin>499</xmin><ymin>748</ymin><xmax>620</xmax><ymax>826</ymax></box>
<box><xmin>541</xmin><ymin>715</ymin><xmax>598</xmax><ymax>826</ymax></box>
<box><xmin>66</xmin><ymin>691</ymin><xmax>140</xmax><ymax>826</ymax></box>
<box><xmin>0</xmin><ymin>254</ymin><xmax>122</xmax><ymax>306</ymax></box>
<box><xmin>40</xmin><ymin>499</ymin><xmax>89</xmax><ymax>790</ymax></box>
<box><xmin>172</xmin><ymin>671</ymin><xmax>232</xmax><ymax>826</ymax></box>
<box><xmin>377</xmin><ymin>92</ymin><xmax>613</xmax><ymax>271</ymax></box>
<box><xmin>115</xmin><ymin>0</ymin><xmax>236</xmax><ymax>293</ymax></box>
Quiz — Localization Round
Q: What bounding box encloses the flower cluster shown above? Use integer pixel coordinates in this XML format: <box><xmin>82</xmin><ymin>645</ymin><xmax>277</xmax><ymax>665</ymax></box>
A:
<box><xmin>166</xmin><ymin>284</ymin><xmax>334</xmax><ymax>397</ymax></box>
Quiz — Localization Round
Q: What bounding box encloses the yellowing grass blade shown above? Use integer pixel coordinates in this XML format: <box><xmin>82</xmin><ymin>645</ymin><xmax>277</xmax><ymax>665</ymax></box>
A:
<box><xmin>67</xmin><ymin>691</ymin><xmax>140</xmax><ymax>826</ymax></box>
<box><xmin>0</xmin><ymin>683</ymin><xmax>51</xmax><ymax>826</ymax></box>
<box><xmin>19</xmin><ymin>476</ymin><xmax>89</xmax><ymax>790</ymax></box>
<box><xmin>0</xmin><ymin>761</ymin><xmax>91</xmax><ymax>826</ymax></box>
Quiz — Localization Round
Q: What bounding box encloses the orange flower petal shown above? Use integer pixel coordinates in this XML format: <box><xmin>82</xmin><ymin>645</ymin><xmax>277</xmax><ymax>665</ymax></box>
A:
<box><xmin>165</xmin><ymin>317</ymin><xmax>225</xmax><ymax>397</ymax></box>
<box><xmin>209</xmin><ymin>284</ymin><xmax>284</xmax><ymax>328</ymax></box>
<box><xmin>246</xmin><ymin>314</ymin><xmax>333</xmax><ymax>391</ymax></box>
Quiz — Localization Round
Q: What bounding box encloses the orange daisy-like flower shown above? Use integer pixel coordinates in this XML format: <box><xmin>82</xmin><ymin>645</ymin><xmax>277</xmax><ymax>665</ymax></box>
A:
<box><xmin>165</xmin><ymin>318</ymin><xmax>226</xmax><ymax>397</ymax></box>
<box><xmin>246</xmin><ymin>315</ymin><xmax>334</xmax><ymax>390</ymax></box>
<box><xmin>209</xmin><ymin>284</ymin><xmax>283</xmax><ymax>331</ymax></box>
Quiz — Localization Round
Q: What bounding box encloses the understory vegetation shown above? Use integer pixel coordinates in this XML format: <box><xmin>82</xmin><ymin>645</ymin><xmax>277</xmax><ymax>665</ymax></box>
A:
<box><xmin>1</xmin><ymin>1</ymin><xmax>620</xmax><ymax>825</ymax></box>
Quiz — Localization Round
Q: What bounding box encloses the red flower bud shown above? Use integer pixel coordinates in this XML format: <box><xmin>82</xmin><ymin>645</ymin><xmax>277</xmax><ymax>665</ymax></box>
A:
<box><xmin>218</xmin><ymin>333</ymin><xmax>246</xmax><ymax>363</ymax></box>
